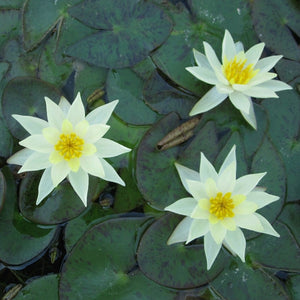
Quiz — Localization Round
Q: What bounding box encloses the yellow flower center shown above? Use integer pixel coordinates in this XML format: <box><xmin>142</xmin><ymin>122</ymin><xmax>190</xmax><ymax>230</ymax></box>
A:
<box><xmin>209</xmin><ymin>192</ymin><xmax>235</xmax><ymax>220</ymax></box>
<box><xmin>223</xmin><ymin>56</ymin><xmax>258</xmax><ymax>85</ymax></box>
<box><xmin>55</xmin><ymin>133</ymin><xmax>84</xmax><ymax>161</ymax></box>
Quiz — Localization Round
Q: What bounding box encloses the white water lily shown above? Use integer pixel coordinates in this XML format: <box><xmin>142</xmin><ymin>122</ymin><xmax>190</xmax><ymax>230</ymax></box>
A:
<box><xmin>7</xmin><ymin>93</ymin><xmax>131</xmax><ymax>206</ymax></box>
<box><xmin>186</xmin><ymin>30</ymin><xmax>292</xmax><ymax>129</ymax></box>
<box><xmin>165</xmin><ymin>145</ymin><xmax>279</xmax><ymax>270</ymax></box>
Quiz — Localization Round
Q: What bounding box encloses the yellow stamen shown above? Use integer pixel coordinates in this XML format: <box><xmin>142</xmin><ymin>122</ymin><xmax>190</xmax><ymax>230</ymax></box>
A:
<box><xmin>55</xmin><ymin>133</ymin><xmax>84</xmax><ymax>161</ymax></box>
<box><xmin>223</xmin><ymin>56</ymin><xmax>258</xmax><ymax>85</ymax></box>
<box><xmin>209</xmin><ymin>192</ymin><xmax>235</xmax><ymax>220</ymax></box>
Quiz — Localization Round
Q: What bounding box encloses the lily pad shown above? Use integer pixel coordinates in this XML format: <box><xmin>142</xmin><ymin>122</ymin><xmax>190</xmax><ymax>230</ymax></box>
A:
<box><xmin>0</xmin><ymin>9</ymin><xmax>20</xmax><ymax>49</ymax></box>
<box><xmin>60</xmin><ymin>217</ymin><xmax>177</xmax><ymax>299</ymax></box>
<box><xmin>0</xmin><ymin>0</ymin><xmax>23</xmax><ymax>8</ymax></box>
<box><xmin>0</xmin><ymin>167</ymin><xmax>56</xmax><ymax>265</ymax></box>
<box><xmin>2</xmin><ymin>77</ymin><xmax>61</xmax><ymax>140</ymax></box>
<box><xmin>137</xmin><ymin>214</ymin><xmax>225</xmax><ymax>289</ymax></box>
<box><xmin>0</xmin><ymin>170</ymin><xmax>5</xmax><ymax>213</ymax></box>
<box><xmin>0</xmin><ymin>115</ymin><xmax>13</xmax><ymax>158</ymax></box>
<box><xmin>15</xmin><ymin>274</ymin><xmax>59</xmax><ymax>300</ymax></box>
<box><xmin>252</xmin><ymin>0</ymin><xmax>300</xmax><ymax>61</ymax></box>
<box><xmin>67</xmin><ymin>0</ymin><xmax>172</xmax><ymax>68</ymax></box>
<box><xmin>19</xmin><ymin>171</ymin><xmax>106</xmax><ymax>225</ymax></box>
<box><xmin>275</xmin><ymin>59</ymin><xmax>300</xmax><ymax>88</ymax></box>
<box><xmin>106</xmin><ymin>68</ymin><xmax>158</xmax><ymax>125</ymax></box>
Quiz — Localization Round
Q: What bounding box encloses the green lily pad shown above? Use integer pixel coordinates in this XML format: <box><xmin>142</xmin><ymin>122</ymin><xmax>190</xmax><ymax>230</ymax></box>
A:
<box><xmin>0</xmin><ymin>170</ymin><xmax>5</xmax><ymax>213</ymax></box>
<box><xmin>0</xmin><ymin>0</ymin><xmax>23</xmax><ymax>8</ymax></box>
<box><xmin>210</xmin><ymin>258</ymin><xmax>289</xmax><ymax>300</ymax></box>
<box><xmin>22</xmin><ymin>0</ymin><xmax>82</xmax><ymax>50</ymax></box>
<box><xmin>275</xmin><ymin>59</ymin><xmax>300</xmax><ymax>89</ymax></box>
<box><xmin>15</xmin><ymin>274</ymin><xmax>59</xmax><ymax>300</ymax></box>
<box><xmin>60</xmin><ymin>217</ymin><xmax>177</xmax><ymax>299</ymax></box>
<box><xmin>137</xmin><ymin>214</ymin><xmax>225</xmax><ymax>289</ymax></box>
<box><xmin>19</xmin><ymin>171</ymin><xmax>106</xmax><ymax>225</ymax></box>
<box><xmin>252</xmin><ymin>0</ymin><xmax>300</xmax><ymax>61</ymax></box>
<box><xmin>247</xmin><ymin>222</ymin><xmax>300</xmax><ymax>271</ymax></box>
<box><xmin>0</xmin><ymin>9</ymin><xmax>20</xmax><ymax>49</ymax></box>
<box><xmin>136</xmin><ymin>113</ymin><xmax>219</xmax><ymax>210</ymax></box>
<box><xmin>0</xmin><ymin>115</ymin><xmax>13</xmax><ymax>158</ymax></box>
<box><xmin>287</xmin><ymin>274</ymin><xmax>300</xmax><ymax>300</ymax></box>
<box><xmin>106</xmin><ymin>68</ymin><xmax>158</xmax><ymax>125</ymax></box>
<box><xmin>67</xmin><ymin>0</ymin><xmax>172</xmax><ymax>68</ymax></box>
<box><xmin>0</xmin><ymin>167</ymin><xmax>56</xmax><ymax>265</ymax></box>
<box><xmin>2</xmin><ymin>77</ymin><xmax>61</xmax><ymax>140</ymax></box>
<box><xmin>0</xmin><ymin>61</ymin><xmax>9</xmax><ymax>80</ymax></box>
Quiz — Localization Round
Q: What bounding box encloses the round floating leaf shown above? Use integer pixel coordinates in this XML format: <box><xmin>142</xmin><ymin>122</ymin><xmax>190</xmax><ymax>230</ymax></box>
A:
<box><xmin>60</xmin><ymin>217</ymin><xmax>177</xmax><ymax>299</ymax></box>
<box><xmin>136</xmin><ymin>113</ymin><xmax>219</xmax><ymax>210</ymax></box>
<box><xmin>137</xmin><ymin>214</ymin><xmax>225</xmax><ymax>289</ymax></box>
<box><xmin>0</xmin><ymin>9</ymin><xmax>20</xmax><ymax>48</ymax></box>
<box><xmin>15</xmin><ymin>274</ymin><xmax>59</xmax><ymax>300</ymax></box>
<box><xmin>287</xmin><ymin>274</ymin><xmax>300</xmax><ymax>300</ymax></box>
<box><xmin>19</xmin><ymin>171</ymin><xmax>106</xmax><ymax>225</ymax></box>
<box><xmin>0</xmin><ymin>170</ymin><xmax>5</xmax><ymax>213</ymax></box>
<box><xmin>275</xmin><ymin>59</ymin><xmax>300</xmax><ymax>88</ymax></box>
<box><xmin>252</xmin><ymin>0</ymin><xmax>300</xmax><ymax>61</ymax></box>
<box><xmin>106</xmin><ymin>68</ymin><xmax>158</xmax><ymax>125</ymax></box>
<box><xmin>0</xmin><ymin>62</ymin><xmax>9</xmax><ymax>81</ymax></box>
<box><xmin>247</xmin><ymin>222</ymin><xmax>300</xmax><ymax>271</ymax></box>
<box><xmin>2</xmin><ymin>77</ymin><xmax>61</xmax><ymax>140</ymax></box>
<box><xmin>0</xmin><ymin>0</ymin><xmax>23</xmax><ymax>8</ymax></box>
<box><xmin>67</xmin><ymin>0</ymin><xmax>172</xmax><ymax>68</ymax></box>
<box><xmin>0</xmin><ymin>115</ymin><xmax>13</xmax><ymax>158</ymax></box>
<box><xmin>211</xmin><ymin>258</ymin><xmax>289</xmax><ymax>300</ymax></box>
<box><xmin>0</xmin><ymin>167</ymin><xmax>56</xmax><ymax>265</ymax></box>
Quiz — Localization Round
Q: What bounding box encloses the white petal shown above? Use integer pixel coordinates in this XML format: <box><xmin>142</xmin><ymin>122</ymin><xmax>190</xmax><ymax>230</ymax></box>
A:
<box><xmin>234</xmin><ymin>201</ymin><xmax>258</xmax><ymax>215</ymax></box>
<box><xmin>204</xmin><ymin>232</ymin><xmax>222</xmax><ymax>270</ymax></box>
<box><xmin>224</xmin><ymin>227</ymin><xmax>246</xmax><ymax>261</ymax></box>
<box><xmin>255</xmin><ymin>80</ymin><xmax>292</xmax><ymax>92</ymax></box>
<box><xmin>45</xmin><ymin>97</ymin><xmax>65</xmax><ymax>129</ymax></box>
<box><xmin>67</xmin><ymin>92</ymin><xmax>85</xmax><ymax>125</ymax></box>
<box><xmin>189</xmin><ymin>87</ymin><xmax>228</xmax><ymax>116</ymax></box>
<box><xmin>86</xmin><ymin>100</ymin><xmax>119</xmax><ymax>125</ymax></box>
<box><xmin>165</xmin><ymin>197</ymin><xmax>197</xmax><ymax>216</ymax></box>
<box><xmin>193</xmin><ymin>48</ymin><xmax>212</xmax><ymax>69</ymax></box>
<box><xmin>218</xmin><ymin>145</ymin><xmax>236</xmax><ymax>174</ymax></box>
<box><xmin>19</xmin><ymin>135</ymin><xmax>53</xmax><ymax>153</ymax></box>
<box><xmin>222</xmin><ymin>29</ymin><xmax>237</xmax><ymax>62</ymax></box>
<box><xmin>210</xmin><ymin>222</ymin><xmax>227</xmax><ymax>244</ymax></box>
<box><xmin>167</xmin><ymin>217</ymin><xmax>193</xmax><ymax>245</ymax></box>
<box><xmin>234</xmin><ymin>172</ymin><xmax>266</xmax><ymax>195</ymax></box>
<box><xmin>240</xmin><ymin>101</ymin><xmax>257</xmax><ymax>130</ymax></box>
<box><xmin>191</xmin><ymin>204</ymin><xmax>210</xmax><ymax>219</ymax></box>
<box><xmin>19</xmin><ymin>152</ymin><xmax>51</xmax><ymax>172</ymax></box>
<box><xmin>174</xmin><ymin>163</ymin><xmax>200</xmax><ymax>194</ymax></box>
<box><xmin>235</xmin><ymin>41</ymin><xmax>244</xmax><ymax>53</ymax></box>
<box><xmin>51</xmin><ymin>161</ymin><xmax>70</xmax><ymax>187</ymax></box>
<box><xmin>84</xmin><ymin>124</ymin><xmax>110</xmax><ymax>144</ymax></box>
<box><xmin>68</xmin><ymin>168</ymin><xmax>89</xmax><ymax>206</ymax></box>
<box><xmin>80</xmin><ymin>155</ymin><xmax>105</xmax><ymax>178</ymax></box>
<box><xmin>36</xmin><ymin>168</ymin><xmax>54</xmax><ymax>205</ymax></box>
<box><xmin>245</xmin><ymin>43</ymin><xmax>264</xmax><ymax>66</ymax></box>
<box><xmin>217</xmin><ymin>161</ymin><xmax>236</xmax><ymax>194</ymax></box>
<box><xmin>186</xmin><ymin>66</ymin><xmax>218</xmax><ymax>85</ymax></box>
<box><xmin>246</xmin><ymin>191</ymin><xmax>279</xmax><ymax>209</ymax></box>
<box><xmin>95</xmin><ymin>138</ymin><xmax>131</xmax><ymax>158</ymax></box>
<box><xmin>12</xmin><ymin>115</ymin><xmax>48</xmax><ymax>135</ymax></box>
<box><xmin>187</xmin><ymin>219</ymin><xmax>209</xmax><ymax>243</ymax></box>
<box><xmin>254</xmin><ymin>55</ymin><xmax>282</xmax><ymax>72</ymax></box>
<box><xmin>229</xmin><ymin>92</ymin><xmax>251</xmax><ymax>114</ymax></box>
<box><xmin>199</xmin><ymin>152</ymin><xmax>218</xmax><ymax>182</ymax></box>
<box><xmin>99</xmin><ymin>157</ymin><xmax>125</xmax><ymax>186</ymax></box>
<box><xmin>205</xmin><ymin>178</ymin><xmax>218</xmax><ymax>198</ymax></box>
<box><xmin>242</xmin><ymin>86</ymin><xmax>278</xmax><ymax>98</ymax></box>
<box><xmin>7</xmin><ymin>148</ymin><xmax>33</xmax><ymax>165</ymax></box>
<box><xmin>254</xmin><ymin>213</ymin><xmax>279</xmax><ymax>237</ymax></box>
<box><xmin>234</xmin><ymin>213</ymin><xmax>264</xmax><ymax>232</ymax></box>
<box><xmin>58</xmin><ymin>96</ymin><xmax>71</xmax><ymax>114</ymax></box>
<box><xmin>186</xmin><ymin>179</ymin><xmax>207</xmax><ymax>201</ymax></box>
<box><xmin>247</xmin><ymin>72</ymin><xmax>277</xmax><ymax>87</ymax></box>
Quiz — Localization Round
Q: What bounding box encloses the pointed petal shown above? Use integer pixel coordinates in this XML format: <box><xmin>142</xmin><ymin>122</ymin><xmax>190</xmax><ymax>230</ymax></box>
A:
<box><xmin>234</xmin><ymin>201</ymin><xmax>258</xmax><ymax>215</ymax></box>
<box><xmin>187</xmin><ymin>219</ymin><xmax>209</xmax><ymax>243</ymax></box>
<box><xmin>245</xmin><ymin>43</ymin><xmax>264</xmax><ymax>66</ymax></box>
<box><xmin>234</xmin><ymin>172</ymin><xmax>266</xmax><ymax>195</ymax></box>
<box><xmin>219</xmin><ymin>145</ymin><xmax>236</xmax><ymax>174</ymax></box>
<box><xmin>12</xmin><ymin>114</ymin><xmax>49</xmax><ymax>135</ymax></box>
<box><xmin>204</xmin><ymin>232</ymin><xmax>222</xmax><ymax>270</ymax></box>
<box><xmin>256</xmin><ymin>80</ymin><xmax>292</xmax><ymax>92</ymax></box>
<box><xmin>242</xmin><ymin>86</ymin><xmax>278</xmax><ymax>98</ymax></box>
<box><xmin>99</xmin><ymin>157</ymin><xmax>125</xmax><ymax>186</ymax></box>
<box><xmin>45</xmin><ymin>97</ymin><xmax>65</xmax><ymax>129</ymax></box>
<box><xmin>217</xmin><ymin>161</ymin><xmax>236</xmax><ymax>194</ymax></box>
<box><xmin>82</xmin><ymin>143</ymin><xmax>96</xmax><ymax>156</ymax></box>
<box><xmin>58</xmin><ymin>96</ymin><xmax>71</xmax><ymax>114</ymax></box>
<box><xmin>86</xmin><ymin>100</ymin><xmax>119</xmax><ymax>125</ymax></box>
<box><xmin>220</xmin><ymin>217</ymin><xmax>236</xmax><ymax>231</ymax></box>
<box><xmin>205</xmin><ymin>178</ymin><xmax>218</xmax><ymax>198</ymax></box>
<box><xmin>49</xmin><ymin>151</ymin><xmax>63</xmax><ymax>164</ymax></box>
<box><xmin>75</xmin><ymin>120</ymin><xmax>89</xmax><ymax>137</ymax></box>
<box><xmin>240</xmin><ymin>101</ymin><xmax>257</xmax><ymax>130</ymax></box>
<box><xmin>36</xmin><ymin>168</ymin><xmax>54</xmax><ymax>205</ymax></box>
<box><xmin>69</xmin><ymin>168</ymin><xmax>89</xmax><ymax>206</ymax></box>
<box><xmin>84</xmin><ymin>124</ymin><xmax>110</xmax><ymax>144</ymax></box>
<box><xmin>247</xmin><ymin>72</ymin><xmax>277</xmax><ymax>87</ymax></box>
<box><xmin>42</xmin><ymin>127</ymin><xmax>60</xmax><ymax>144</ymax></box>
<box><xmin>19</xmin><ymin>135</ymin><xmax>53</xmax><ymax>153</ymax></box>
<box><xmin>254</xmin><ymin>55</ymin><xmax>282</xmax><ymax>72</ymax></box>
<box><xmin>199</xmin><ymin>152</ymin><xmax>218</xmax><ymax>182</ymax></box>
<box><xmin>51</xmin><ymin>161</ymin><xmax>69</xmax><ymax>187</ymax></box>
<box><xmin>67</xmin><ymin>92</ymin><xmax>85</xmax><ymax>125</ymax></box>
<box><xmin>235</xmin><ymin>41</ymin><xmax>244</xmax><ymax>53</ymax></box>
<box><xmin>186</xmin><ymin>66</ymin><xmax>218</xmax><ymax>85</ymax></box>
<box><xmin>254</xmin><ymin>213</ymin><xmax>279</xmax><ymax>237</ymax></box>
<box><xmin>68</xmin><ymin>157</ymin><xmax>80</xmax><ymax>172</ymax></box>
<box><xmin>222</xmin><ymin>29</ymin><xmax>237</xmax><ymax>62</ymax></box>
<box><xmin>7</xmin><ymin>148</ymin><xmax>33</xmax><ymax>165</ymax></box>
<box><xmin>95</xmin><ymin>138</ymin><xmax>131</xmax><ymax>158</ymax></box>
<box><xmin>80</xmin><ymin>155</ymin><xmax>105</xmax><ymax>178</ymax></box>
<box><xmin>210</xmin><ymin>222</ymin><xmax>226</xmax><ymax>244</ymax></box>
<box><xmin>229</xmin><ymin>92</ymin><xmax>251</xmax><ymax>114</ymax></box>
<box><xmin>189</xmin><ymin>87</ymin><xmax>228</xmax><ymax>116</ymax></box>
<box><xmin>191</xmin><ymin>204</ymin><xmax>210</xmax><ymax>219</ymax></box>
<box><xmin>246</xmin><ymin>191</ymin><xmax>279</xmax><ymax>209</ymax></box>
<box><xmin>224</xmin><ymin>227</ymin><xmax>246</xmax><ymax>261</ymax></box>
<box><xmin>19</xmin><ymin>152</ymin><xmax>51</xmax><ymax>172</ymax></box>
<box><xmin>174</xmin><ymin>163</ymin><xmax>200</xmax><ymax>194</ymax></box>
<box><xmin>165</xmin><ymin>197</ymin><xmax>197</xmax><ymax>216</ymax></box>
<box><xmin>193</xmin><ymin>48</ymin><xmax>212</xmax><ymax>69</ymax></box>
<box><xmin>167</xmin><ymin>217</ymin><xmax>193</xmax><ymax>245</ymax></box>
<box><xmin>234</xmin><ymin>213</ymin><xmax>264</xmax><ymax>232</ymax></box>
<box><xmin>186</xmin><ymin>179</ymin><xmax>207</xmax><ymax>201</ymax></box>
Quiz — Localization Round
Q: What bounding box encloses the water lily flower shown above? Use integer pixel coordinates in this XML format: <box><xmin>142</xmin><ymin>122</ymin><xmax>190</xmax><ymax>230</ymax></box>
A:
<box><xmin>7</xmin><ymin>93</ymin><xmax>131</xmax><ymax>206</ymax></box>
<box><xmin>165</xmin><ymin>145</ymin><xmax>279</xmax><ymax>270</ymax></box>
<box><xmin>186</xmin><ymin>30</ymin><xmax>292</xmax><ymax>129</ymax></box>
